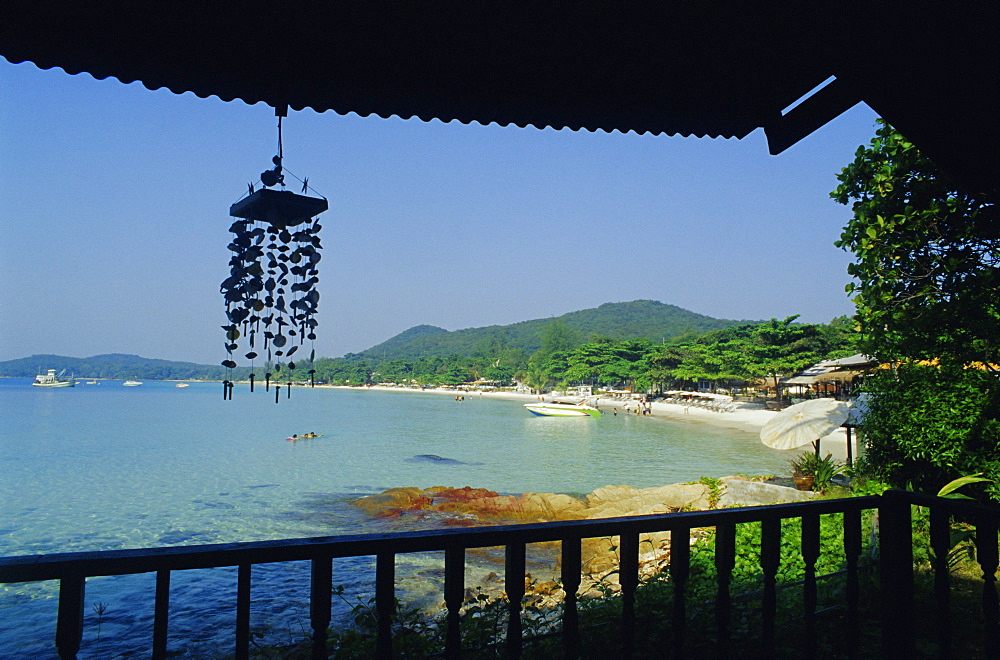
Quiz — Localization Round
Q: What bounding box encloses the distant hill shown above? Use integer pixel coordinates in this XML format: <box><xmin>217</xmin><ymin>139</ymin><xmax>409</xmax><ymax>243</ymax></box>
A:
<box><xmin>1</xmin><ymin>302</ymin><xmax>756</xmax><ymax>377</ymax></box>
<box><xmin>348</xmin><ymin>300</ymin><xmax>754</xmax><ymax>362</ymax></box>
<box><xmin>0</xmin><ymin>353</ymin><xmax>231</xmax><ymax>380</ymax></box>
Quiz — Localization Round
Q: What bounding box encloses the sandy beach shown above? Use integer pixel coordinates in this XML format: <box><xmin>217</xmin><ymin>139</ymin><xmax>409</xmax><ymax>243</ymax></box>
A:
<box><xmin>324</xmin><ymin>385</ymin><xmax>858</xmax><ymax>463</ymax></box>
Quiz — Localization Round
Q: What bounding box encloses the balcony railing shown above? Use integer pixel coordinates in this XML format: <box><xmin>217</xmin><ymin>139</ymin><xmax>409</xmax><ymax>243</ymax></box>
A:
<box><xmin>1</xmin><ymin>490</ymin><xmax>997</xmax><ymax>659</ymax></box>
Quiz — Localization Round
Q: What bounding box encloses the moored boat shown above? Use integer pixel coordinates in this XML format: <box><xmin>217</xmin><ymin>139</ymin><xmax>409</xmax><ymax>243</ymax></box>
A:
<box><xmin>32</xmin><ymin>369</ymin><xmax>75</xmax><ymax>388</ymax></box>
<box><xmin>524</xmin><ymin>399</ymin><xmax>602</xmax><ymax>417</ymax></box>
<box><xmin>123</xmin><ymin>380</ymin><xmax>143</xmax><ymax>387</ymax></box>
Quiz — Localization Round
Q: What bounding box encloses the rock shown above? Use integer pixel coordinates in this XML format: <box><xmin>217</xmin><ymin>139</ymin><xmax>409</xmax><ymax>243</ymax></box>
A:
<box><xmin>583</xmin><ymin>483</ymin><xmax>710</xmax><ymax>518</ymax></box>
<box><xmin>717</xmin><ymin>477</ymin><xmax>818</xmax><ymax>507</ymax></box>
<box><xmin>352</xmin><ymin>487</ymin><xmax>433</xmax><ymax>517</ymax></box>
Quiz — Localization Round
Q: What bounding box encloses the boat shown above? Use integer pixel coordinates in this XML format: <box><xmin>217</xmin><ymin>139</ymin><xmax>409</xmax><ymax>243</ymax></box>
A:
<box><xmin>123</xmin><ymin>380</ymin><xmax>143</xmax><ymax>387</ymax></box>
<box><xmin>32</xmin><ymin>369</ymin><xmax>75</xmax><ymax>388</ymax></box>
<box><xmin>175</xmin><ymin>383</ymin><xmax>189</xmax><ymax>388</ymax></box>
<box><xmin>524</xmin><ymin>399</ymin><xmax>602</xmax><ymax>417</ymax></box>
<box><xmin>85</xmin><ymin>380</ymin><xmax>98</xmax><ymax>385</ymax></box>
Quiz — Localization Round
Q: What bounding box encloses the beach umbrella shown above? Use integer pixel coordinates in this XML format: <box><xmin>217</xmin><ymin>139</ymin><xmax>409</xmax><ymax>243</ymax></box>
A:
<box><xmin>760</xmin><ymin>398</ymin><xmax>849</xmax><ymax>453</ymax></box>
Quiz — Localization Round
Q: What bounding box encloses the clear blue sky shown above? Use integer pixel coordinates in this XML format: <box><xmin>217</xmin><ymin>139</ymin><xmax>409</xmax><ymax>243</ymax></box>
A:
<box><xmin>0</xmin><ymin>58</ymin><xmax>879</xmax><ymax>365</ymax></box>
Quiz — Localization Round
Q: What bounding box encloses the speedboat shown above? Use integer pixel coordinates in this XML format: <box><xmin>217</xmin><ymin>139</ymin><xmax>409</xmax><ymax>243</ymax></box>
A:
<box><xmin>524</xmin><ymin>399</ymin><xmax>602</xmax><ymax>417</ymax></box>
<box><xmin>32</xmin><ymin>369</ymin><xmax>75</xmax><ymax>388</ymax></box>
<box><xmin>123</xmin><ymin>380</ymin><xmax>143</xmax><ymax>387</ymax></box>
<box><xmin>175</xmin><ymin>383</ymin><xmax>189</xmax><ymax>388</ymax></box>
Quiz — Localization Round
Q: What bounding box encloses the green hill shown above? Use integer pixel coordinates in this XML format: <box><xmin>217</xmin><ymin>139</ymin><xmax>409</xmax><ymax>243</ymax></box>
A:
<box><xmin>0</xmin><ymin>353</ymin><xmax>232</xmax><ymax>380</ymax></box>
<box><xmin>1</xmin><ymin>301</ymin><xmax>755</xmax><ymax>378</ymax></box>
<box><xmin>348</xmin><ymin>300</ymin><xmax>753</xmax><ymax>361</ymax></box>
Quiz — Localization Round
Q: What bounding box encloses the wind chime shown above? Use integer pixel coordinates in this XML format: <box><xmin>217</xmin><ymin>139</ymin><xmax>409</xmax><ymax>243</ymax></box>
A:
<box><xmin>220</xmin><ymin>106</ymin><xmax>327</xmax><ymax>402</ymax></box>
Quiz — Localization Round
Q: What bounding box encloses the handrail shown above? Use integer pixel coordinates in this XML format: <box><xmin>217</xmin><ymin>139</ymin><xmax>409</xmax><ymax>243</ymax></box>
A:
<box><xmin>0</xmin><ymin>497</ymin><xmax>879</xmax><ymax>583</ymax></box>
<box><xmin>1</xmin><ymin>496</ymin><xmax>879</xmax><ymax>659</ymax></box>
<box><xmin>3</xmin><ymin>492</ymin><xmax>998</xmax><ymax>658</ymax></box>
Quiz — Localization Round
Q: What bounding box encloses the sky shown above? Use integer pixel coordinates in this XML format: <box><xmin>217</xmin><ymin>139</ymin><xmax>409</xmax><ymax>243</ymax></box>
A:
<box><xmin>0</xmin><ymin>58</ymin><xmax>880</xmax><ymax>365</ymax></box>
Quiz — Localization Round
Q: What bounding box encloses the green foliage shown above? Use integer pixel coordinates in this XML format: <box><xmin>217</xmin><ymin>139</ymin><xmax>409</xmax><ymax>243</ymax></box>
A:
<box><xmin>832</xmin><ymin>119</ymin><xmax>1000</xmax><ymax>366</ymax></box>
<box><xmin>834</xmin><ymin>120</ymin><xmax>1000</xmax><ymax>503</ymax></box>
<box><xmin>856</xmin><ymin>364</ymin><xmax>1000</xmax><ymax>501</ymax></box>
<box><xmin>698</xmin><ymin>476</ymin><xmax>724</xmax><ymax>508</ymax></box>
<box><xmin>350</xmin><ymin>300</ymin><xmax>749</xmax><ymax>363</ymax></box>
<box><xmin>789</xmin><ymin>452</ymin><xmax>845</xmax><ymax>491</ymax></box>
<box><xmin>937</xmin><ymin>472</ymin><xmax>993</xmax><ymax>499</ymax></box>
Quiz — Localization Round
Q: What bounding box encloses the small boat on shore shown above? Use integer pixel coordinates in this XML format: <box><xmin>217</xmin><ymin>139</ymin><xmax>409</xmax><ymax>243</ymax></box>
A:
<box><xmin>524</xmin><ymin>399</ymin><xmax>602</xmax><ymax>418</ymax></box>
<box><xmin>123</xmin><ymin>380</ymin><xmax>143</xmax><ymax>387</ymax></box>
<box><xmin>32</xmin><ymin>369</ymin><xmax>75</xmax><ymax>388</ymax></box>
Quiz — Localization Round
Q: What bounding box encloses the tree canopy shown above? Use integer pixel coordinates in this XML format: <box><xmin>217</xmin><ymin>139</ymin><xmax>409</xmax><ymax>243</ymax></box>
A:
<box><xmin>833</xmin><ymin>121</ymin><xmax>1000</xmax><ymax>500</ymax></box>
<box><xmin>832</xmin><ymin>119</ymin><xmax>1000</xmax><ymax>366</ymax></box>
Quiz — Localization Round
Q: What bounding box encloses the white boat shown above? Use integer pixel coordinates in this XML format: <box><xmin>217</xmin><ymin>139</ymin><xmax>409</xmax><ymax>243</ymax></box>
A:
<box><xmin>524</xmin><ymin>399</ymin><xmax>602</xmax><ymax>417</ymax></box>
<box><xmin>175</xmin><ymin>383</ymin><xmax>189</xmax><ymax>388</ymax></box>
<box><xmin>32</xmin><ymin>369</ymin><xmax>75</xmax><ymax>388</ymax></box>
<box><xmin>123</xmin><ymin>380</ymin><xmax>143</xmax><ymax>387</ymax></box>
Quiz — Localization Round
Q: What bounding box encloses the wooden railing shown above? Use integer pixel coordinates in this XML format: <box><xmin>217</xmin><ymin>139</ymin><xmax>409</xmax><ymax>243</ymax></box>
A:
<box><xmin>1</xmin><ymin>491</ymin><xmax>997</xmax><ymax>659</ymax></box>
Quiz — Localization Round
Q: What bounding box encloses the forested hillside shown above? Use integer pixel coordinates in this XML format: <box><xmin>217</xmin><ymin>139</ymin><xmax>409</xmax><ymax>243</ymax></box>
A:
<box><xmin>0</xmin><ymin>354</ymin><xmax>242</xmax><ymax>380</ymax></box>
<box><xmin>1</xmin><ymin>302</ymin><xmax>849</xmax><ymax>389</ymax></box>
<box><xmin>350</xmin><ymin>300</ymin><xmax>751</xmax><ymax>362</ymax></box>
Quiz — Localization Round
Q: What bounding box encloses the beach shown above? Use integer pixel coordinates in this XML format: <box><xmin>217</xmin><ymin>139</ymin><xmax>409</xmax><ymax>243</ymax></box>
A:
<box><xmin>325</xmin><ymin>384</ymin><xmax>859</xmax><ymax>463</ymax></box>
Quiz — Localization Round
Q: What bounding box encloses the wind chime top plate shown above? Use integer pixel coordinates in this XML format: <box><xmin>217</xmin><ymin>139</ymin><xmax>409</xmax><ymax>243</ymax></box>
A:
<box><xmin>230</xmin><ymin>188</ymin><xmax>328</xmax><ymax>227</ymax></box>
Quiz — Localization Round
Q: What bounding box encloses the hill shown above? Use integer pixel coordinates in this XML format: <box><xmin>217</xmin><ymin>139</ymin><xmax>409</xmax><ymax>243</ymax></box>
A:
<box><xmin>0</xmin><ymin>353</ymin><xmax>232</xmax><ymax>380</ymax></box>
<box><xmin>348</xmin><ymin>300</ymin><xmax>754</xmax><ymax>362</ymax></box>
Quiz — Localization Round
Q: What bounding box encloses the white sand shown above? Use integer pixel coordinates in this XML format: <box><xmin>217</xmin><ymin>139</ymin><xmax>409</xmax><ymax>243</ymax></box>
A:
<box><xmin>598</xmin><ymin>396</ymin><xmax>857</xmax><ymax>462</ymax></box>
<box><xmin>323</xmin><ymin>385</ymin><xmax>858</xmax><ymax>462</ymax></box>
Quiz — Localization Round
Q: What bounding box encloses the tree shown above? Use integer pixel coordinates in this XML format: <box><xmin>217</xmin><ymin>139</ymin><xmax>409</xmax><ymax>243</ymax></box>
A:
<box><xmin>834</xmin><ymin>121</ymin><xmax>1000</xmax><ymax>501</ymax></box>
<box><xmin>534</xmin><ymin>319</ymin><xmax>581</xmax><ymax>361</ymax></box>
<box><xmin>740</xmin><ymin>317</ymin><xmax>824</xmax><ymax>398</ymax></box>
<box><xmin>832</xmin><ymin>119</ymin><xmax>1000</xmax><ymax>366</ymax></box>
<box><xmin>859</xmin><ymin>364</ymin><xmax>1000</xmax><ymax>500</ymax></box>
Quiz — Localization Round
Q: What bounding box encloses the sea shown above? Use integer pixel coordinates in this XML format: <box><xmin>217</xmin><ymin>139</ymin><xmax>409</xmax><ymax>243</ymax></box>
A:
<box><xmin>0</xmin><ymin>378</ymin><xmax>791</xmax><ymax>658</ymax></box>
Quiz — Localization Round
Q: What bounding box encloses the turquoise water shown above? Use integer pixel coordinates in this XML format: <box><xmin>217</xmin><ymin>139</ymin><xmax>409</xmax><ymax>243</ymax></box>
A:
<box><xmin>0</xmin><ymin>378</ymin><xmax>789</xmax><ymax>657</ymax></box>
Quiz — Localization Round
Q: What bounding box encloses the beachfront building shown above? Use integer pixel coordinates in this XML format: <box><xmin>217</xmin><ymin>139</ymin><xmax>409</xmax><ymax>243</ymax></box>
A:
<box><xmin>782</xmin><ymin>354</ymin><xmax>877</xmax><ymax>400</ymax></box>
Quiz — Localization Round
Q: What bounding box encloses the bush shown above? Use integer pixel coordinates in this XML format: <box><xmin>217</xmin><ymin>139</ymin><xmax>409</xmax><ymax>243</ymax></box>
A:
<box><xmin>857</xmin><ymin>363</ymin><xmax>1000</xmax><ymax>501</ymax></box>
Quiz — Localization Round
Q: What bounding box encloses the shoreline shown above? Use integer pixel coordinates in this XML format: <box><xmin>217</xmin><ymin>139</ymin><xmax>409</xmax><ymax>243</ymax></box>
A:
<box><xmin>320</xmin><ymin>384</ymin><xmax>858</xmax><ymax>462</ymax></box>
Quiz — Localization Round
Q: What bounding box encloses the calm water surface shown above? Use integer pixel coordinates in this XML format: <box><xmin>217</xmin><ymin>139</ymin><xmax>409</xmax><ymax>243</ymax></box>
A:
<box><xmin>0</xmin><ymin>378</ymin><xmax>789</xmax><ymax>657</ymax></box>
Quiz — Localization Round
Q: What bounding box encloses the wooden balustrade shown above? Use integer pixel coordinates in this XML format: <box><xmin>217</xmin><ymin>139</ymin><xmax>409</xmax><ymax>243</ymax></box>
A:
<box><xmin>1</xmin><ymin>492</ymin><xmax>998</xmax><ymax>658</ymax></box>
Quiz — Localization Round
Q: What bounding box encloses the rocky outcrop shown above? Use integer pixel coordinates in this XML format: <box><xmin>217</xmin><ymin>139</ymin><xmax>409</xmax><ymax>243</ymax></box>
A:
<box><xmin>352</xmin><ymin>482</ymin><xmax>714</xmax><ymax>525</ymax></box>
<box><xmin>352</xmin><ymin>477</ymin><xmax>815</xmax><ymax>589</ymax></box>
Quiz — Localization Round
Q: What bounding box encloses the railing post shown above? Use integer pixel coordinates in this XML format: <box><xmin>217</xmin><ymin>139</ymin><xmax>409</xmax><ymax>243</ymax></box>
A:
<box><xmin>444</xmin><ymin>546</ymin><xmax>465</xmax><ymax>659</ymax></box>
<box><xmin>505</xmin><ymin>542</ymin><xmax>526</xmax><ymax>658</ymax></box>
<box><xmin>843</xmin><ymin>507</ymin><xmax>862</xmax><ymax>660</ymax></box>
<box><xmin>929</xmin><ymin>504</ymin><xmax>952</xmax><ymax>658</ymax></box>
<box><xmin>310</xmin><ymin>556</ymin><xmax>332</xmax><ymax>660</ymax></box>
<box><xmin>152</xmin><ymin>569</ymin><xmax>170</xmax><ymax>660</ymax></box>
<box><xmin>714</xmin><ymin>522</ymin><xmax>735</xmax><ymax>655</ymax></box>
<box><xmin>375</xmin><ymin>551</ymin><xmax>395</xmax><ymax>660</ymax></box>
<box><xmin>801</xmin><ymin>512</ymin><xmax>820</xmax><ymax>653</ymax></box>
<box><xmin>619</xmin><ymin>531</ymin><xmax>639</xmax><ymax>658</ymax></box>
<box><xmin>56</xmin><ymin>574</ymin><xmax>85</xmax><ymax>660</ymax></box>
<box><xmin>669</xmin><ymin>527</ymin><xmax>690</xmax><ymax>658</ymax></box>
<box><xmin>879</xmin><ymin>491</ymin><xmax>914</xmax><ymax>659</ymax></box>
<box><xmin>560</xmin><ymin>536</ymin><xmax>581</xmax><ymax>659</ymax></box>
<box><xmin>759</xmin><ymin>516</ymin><xmax>780</xmax><ymax>655</ymax></box>
<box><xmin>974</xmin><ymin>516</ymin><xmax>999</xmax><ymax>658</ymax></box>
<box><xmin>235</xmin><ymin>563</ymin><xmax>251</xmax><ymax>660</ymax></box>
